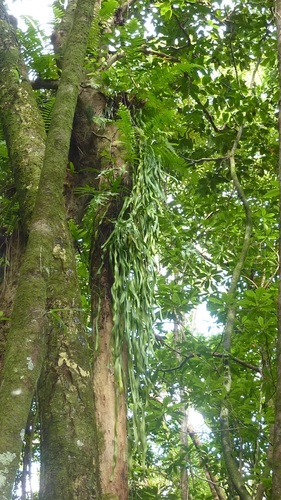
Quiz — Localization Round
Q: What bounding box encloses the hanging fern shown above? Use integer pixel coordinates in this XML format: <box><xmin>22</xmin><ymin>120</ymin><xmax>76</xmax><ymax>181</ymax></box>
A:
<box><xmin>104</xmin><ymin>140</ymin><xmax>165</xmax><ymax>452</ymax></box>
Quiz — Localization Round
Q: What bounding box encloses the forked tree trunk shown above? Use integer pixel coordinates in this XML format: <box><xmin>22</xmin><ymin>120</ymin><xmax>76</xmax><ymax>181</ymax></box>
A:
<box><xmin>0</xmin><ymin>1</ymin><xmax>101</xmax><ymax>498</ymax></box>
<box><xmin>89</xmin><ymin>121</ymin><xmax>130</xmax><ymax>498</ymax></box>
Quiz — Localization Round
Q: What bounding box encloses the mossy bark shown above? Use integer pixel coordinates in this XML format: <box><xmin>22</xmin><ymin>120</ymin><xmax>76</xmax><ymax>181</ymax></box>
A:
<box><xmin>38</xmin><ymin>223</ymin><xmax>100</xmax><ymax>499</ymax></box>
<box><xmin>51</xmin><ymin>0</ymin><xmax>78</xmax><ymax>68</ymax></box>
<box><xmin>273</xmin><ymin>0</ymin><xmax>281</xmax><ymax>497</ymax></box>
<box><xmin>0</xmin><ymin>0</ymin><xmax>97</xmax><ymax>497</ymax></box>
<box><xmin>90</xmin><ymin>126</ymin><xmax>130</xmax><ymax>499</ymax></box>
<box><xmin>0</xmin><ymin>4</ymin><xmax>46</xmax><ymax>235</ymax></box>
<box><xmin>0</xmin><ymin>5</ymin><xmax>46</xmax><ymax>374</ymax></box>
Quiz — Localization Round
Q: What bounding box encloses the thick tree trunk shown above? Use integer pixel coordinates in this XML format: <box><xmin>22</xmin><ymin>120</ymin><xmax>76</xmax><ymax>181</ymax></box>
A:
<box><xmin>0</xmin><ymin>0</ymin><xmax>99</xmax><ymax>497</ymax></box>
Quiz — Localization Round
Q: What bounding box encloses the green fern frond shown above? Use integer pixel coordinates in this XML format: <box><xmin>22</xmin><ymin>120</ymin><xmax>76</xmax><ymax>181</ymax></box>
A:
<box><xmin>52</xmin><ymin>4</ymin><xmax>65</xmax><ymax>25</ymax></box>
<box><xmin>37</xmin><ymin>95</ymin><xmax>56</xmax><ymax>132</ymax></box>
<box><xmin>105</xmin><ymin>142</ymin><xmax>164</xmax><ymax>453</ymax></box>
<box><xmin>87</xmin><ymin>9</ymin><xmax>101</xmax><ymax>60</ymax></box>
<box><xmin>18</xmin><ymin>17</ymin><xmax>57</xmax><ymax>78</ymax></box>
<box><xmin>153</xmin><ymin>140</ymin><xmax>187</xmax><ymax>174</ymax></box>
<box><xmin>99</xmin><ymin>0</ymin><xmax>119</xmax><ymax>21</ymax></box>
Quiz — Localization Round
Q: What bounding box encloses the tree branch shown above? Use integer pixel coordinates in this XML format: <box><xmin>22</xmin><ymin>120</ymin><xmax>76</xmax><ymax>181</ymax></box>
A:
<box><xmin>31</xmin><ymin>78</ymin><xmax>59</xmax><ymax>90</ymax></box>
<box><xmin>193</xmin><ymin>95</ymin><xmax>229</xmax><ymax>133</ymax></box>
<box><xmin>218</xmin><ymin>59</ymin><xmax>262</xmax><ymax>500</ymax></box>
<box><xmin>156</xmin><ymin>338</ymin><xmax>261</xmax><ymax>374</ymax></box>
<box><xmin>272</xmin><ymin>2</ymin><xmax>281</xmax><ymax>496</ymax></box>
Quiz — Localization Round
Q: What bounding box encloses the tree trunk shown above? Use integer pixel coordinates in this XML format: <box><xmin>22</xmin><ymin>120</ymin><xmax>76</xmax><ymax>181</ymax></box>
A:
<box><xmin>272</xmin><ymin>0</ymin><xmax>281</xmax><ymax>497</ymax></box>
<box><xmin>89</xmin><ymin>120</ymin><xmax>130</xmax><ymax>499</ymax></box>
<box><xmin>180</xmin><ymin>410</ymin><xmax>189</xmax><ymax>500</ymax></box>
<box><xmin>92</xmin><ymin>265</ymin><xmax>128</xmax><ymax>499</ymax></box>
<box><xmin>68</xmin><ymin>76</ymin><xmax>131</xmax><ymax>497</ymax></box>
<box><xmin>38</xmin><ymin>225</ymin><xmax>100</xmax><ymax>499</ymax></box>
<box><xmin>0</xmin><ymin>5</ymin><xmax>46</xmax><ymax>376</ymax></box>
<box><xmin>0</xmin><ymin>0</ymin><xmax>99</xmax><ymax>497</ymax></box>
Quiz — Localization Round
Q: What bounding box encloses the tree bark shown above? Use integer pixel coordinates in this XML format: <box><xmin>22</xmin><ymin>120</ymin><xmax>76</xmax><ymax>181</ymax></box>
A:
<box><xmin>51</xmin><ymin>2</ymin><xmax>131</xmax><ymax>493</ymax></box>
<box><xmin>180</xmin><ymin>410</ymin><xmax>189</xmax><ymax>500</ymax></box>
<box><xmin>92</xmin><ymin>266</ymin><xmax>128</xmax><ymax>499</ymax></box>
<box><xmin>272</xmin><ymin>1</ymin><xmax>281</xmax><ymax>497</ymax></box>
<box><xmin>38</xmin><ymin>227</ymin><xmax>100</xmax><ymax>499</ymax></box>
<box><xmin>0</xmin><ymin>5</ymin><xmax>46</xmax><ymax>376</ymax></box>
<box><xmin>89</xmin><ymin>120</ymin><xmax>130</xmax><ymax>499</ymax></box>
<box><xmin>0</xmin><ymin>4</ymin><xmax>46</xmax><ymax>234</ymax></box>
<box><xmin>67</xmin><ymin>73</ymin><xmax>131</xmax><ymax>497</ymax></box>
<box><xmin>0</xmin><ymin>0</ymin><xmax>98</xmax><ymax>497</ymax></box>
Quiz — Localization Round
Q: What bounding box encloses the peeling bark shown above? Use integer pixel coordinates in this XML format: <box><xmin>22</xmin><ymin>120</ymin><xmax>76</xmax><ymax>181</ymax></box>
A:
<box><xmin>68</xmin><ymin>76</ymin><xmax>131</xmax><ymax>497</ymax></box>
<box><xmin>92</xmin><ymin>265</ymin><xmax>128</xmax><ymax>500</ymax></box>
<box><xmin>89</xmin><ymin>123</ymin><xmax>130</xmax><ymax>500</ymax></box>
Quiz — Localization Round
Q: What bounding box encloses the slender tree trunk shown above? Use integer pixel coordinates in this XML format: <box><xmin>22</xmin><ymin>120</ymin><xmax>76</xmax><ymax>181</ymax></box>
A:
<box><xmin>89</xmin><ymin>121</ymin><xmax>130</xmax><ymax>498</ymax></box>
<box><xmin>272</xmin><ymin>1</ymin><xmax>281</xmax><ymax>497</ymax></box>
<box><xmin>180</xmin><ymin>410</ymin><xmax>189</xmax><ymax>500</ymax></box>
<box><xmin>173</xmin><ymin>319</ymin><xmax>189</xmax><ymax>500</ymax></box>
<box><xmin>92</xmin><ymin>265</ymin><xmax>128</xmax><ymax>499</ymax></box>
<box><xmin>173</xmin><ymin>319</ymin><xmax>225</xmax><ymax>499</ymax></box>
<box><xmin>187</xmin><ymin>427</ymin><xmax>227</xmax><ymax>500</ymax></box>
<box><xmin>0</xmin><ymin>0</ymin><xmax>99</xmax><ymax>497</ymax></box>
<box><xmin>219</xmin><ymin>120</ymin><xmax>252</xmax><ymax>500</ymax></box>
<box><xmin>255</xmin><ymin>426</ymin><xmax>273</xmax><ymax>500</ymax></box>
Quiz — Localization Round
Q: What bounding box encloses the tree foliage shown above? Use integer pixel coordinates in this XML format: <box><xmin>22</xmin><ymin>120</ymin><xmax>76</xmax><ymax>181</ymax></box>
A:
<box><xmin>0</xmin><ymin>0</ymin><xmax>281</xmax><ymax>498</ymax></box>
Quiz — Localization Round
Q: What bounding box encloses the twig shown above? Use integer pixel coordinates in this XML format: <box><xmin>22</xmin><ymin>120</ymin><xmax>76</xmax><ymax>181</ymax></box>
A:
<box><xmin>173</xmin><ymin>15</ymin><xmax>191</xmax><ymax>46</ymax></box>
<box><xmin>212</xmin><ymin>352</ymin><xmax>261</xmax><ymax>374</ymax></box>
<box><xmin>193</xmin><ymin>95</ymin><xmax>229</xmax><ymax>133</ymax></box>
<box><xmin>142</xmin><ymin>46</ymin><xmax>179</xmax><ymax>62</ymax></box>
<box><xmin>184</xmin><ymin>156</ymin><xmax>227</xmax><ymax>164</ymax></box>
<box><xmin>156</xmin><ymin>340</ymin><xmax>261</xmax><ymax>374</ymax></box>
